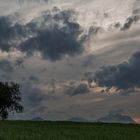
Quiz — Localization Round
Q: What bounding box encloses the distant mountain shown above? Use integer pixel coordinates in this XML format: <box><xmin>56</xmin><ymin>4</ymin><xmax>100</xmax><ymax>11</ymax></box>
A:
<box><xmin>97</xmin><ymin>114</ymin><xmax>136</xmax><ymax>124</ymax></box>
<box><xmin>32</xmin><ymin>117</ymin><xmax>44</xmax><ymax>121</ymax></box>
<box><xmin>68</xmin><ymin>117</ymin><xmax>88</xmax><ymax>122</ymax></box>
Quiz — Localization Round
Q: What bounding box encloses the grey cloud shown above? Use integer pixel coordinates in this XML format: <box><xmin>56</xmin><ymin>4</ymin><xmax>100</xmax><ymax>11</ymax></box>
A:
<box><xmin>29</xmin><ymin>75</ymin><xmax>40</xmax><ymax>83</ymax></box>
<box><xmin>0</xmin><ymin>8</ymin><xmax>86</xmax><ymax>61</ymax></box>
<box><xmin>111</xmin><ymin>16</ymin><xmax>139</xmax><ymax>31</ymax></box>
<box><xmin>121</xmin><ymin>15</ymin><xmax>139</xmax><ymax>31</ymax></box>
<box><xmin>15</xmin><ymin>58</ymin><xmax>25</xmax><ymax>67</ymax></box>
<box><xmin>93</xmin><ymin>52</ymin><xmax>140</xmax><ymax>90</ymax></box>
<box><xmin>84</xmin><ymin>72</ymin><xmax>95</xmax><ymax>88</ymax></box>
<box><xmin>28</xmin><ymin>88</ymin><xmax>46</xmax><ymax>106</ymax></box>
<box><xmin>19</xmin><ymin>8</ymin><xmax>84</xmax><ymax>61</ymax></box>
<box><xmin>109</xmin><ymin>109</ymin><xmax>124</xmax><ymax>116</ymax></box>
<box><xmin>121</xmin><ymin>0</ymin><xmax>140</xmax><ymax>31</ymax></box>
<box><xmin>81</xmin><ymin>55</ymin><xmax>95</xmax><ymax>67</ymax></box>
<box><xmin>0</xmin><ymin>16</ymin><xmax>28</xmax><ymax>52</ymax></box>
<box><xmin>87</xmin><ymin>26</ymin><xmax>101</xmax><ymax>37</ymax></box>
<box><xmin>18</xmin><ymin>0</ymin><xmax>48</xmax><ymax>7</ymax></box>
<box><xmin>64</xmin><ymin>83</ymin><xmax>89</xmax><ymax>96</ymax></box>
<box><xmin>18</xmin><ymin>0</ymin><xmax>48</xmax><ymax>4</ymax></box>
<box><xmin>109</xmin><ymin>22</ymin><xmax>121</xmax><ymax>30</ymax></box>
<box><xmin>0</xmin><ymin>74</ymin><xmax>11</xmax><ymax>81</ymax></box>
<box><xmin>0</xmin><ymin>17</ymin><xmax>15</xmax><ymax>51</ymax></box>
<box><xmin>21</xmin><ymin>83</ymin><xmax>48</xmax><ymax>115</ymax></box>
<box><xmin>20</xmin><ymin>81</ymin><xmax>64</xmax><ymax>119</ymax></box>
<box><xmin>133</xmin><ymin>0</ymin><xmax>140</xmax><ymax>15</ymax></box>
<box><xmin>0</xmin><ymin>59</ymin><xmax>13</xmax><ymax>73</ymax></box>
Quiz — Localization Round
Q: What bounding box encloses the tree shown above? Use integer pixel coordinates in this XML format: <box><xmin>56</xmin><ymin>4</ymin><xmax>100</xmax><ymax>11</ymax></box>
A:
<box><xmin>0</xmin><ymin>82</ymin><xmax>23</xmax><ymax>120</ymax></box>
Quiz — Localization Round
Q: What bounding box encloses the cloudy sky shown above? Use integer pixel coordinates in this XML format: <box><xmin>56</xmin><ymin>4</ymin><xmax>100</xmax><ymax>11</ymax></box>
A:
<box><xmin>0</xmin><ymin>0</ymin><xmax>140</xmax><ymax>122</ymax></box>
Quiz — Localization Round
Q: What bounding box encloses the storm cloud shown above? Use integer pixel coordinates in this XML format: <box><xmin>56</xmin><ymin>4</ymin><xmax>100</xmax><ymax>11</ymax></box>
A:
<box><xmin>93</xmin><ymin>52</ymin><xmax>140</xmax><ymax>90</ymax></box>
<box><xmin>0</xmin><ymin>8</ymin><xmax>86</xmax><ymax>61</ymax></box>
<box><xmin>19</xmin><ymin>8</ymin><xmax>85</xmax><ymax>61</ymax></box>
<box><xmin>0</xmin><ymin>16</ymin><xmax>28</xmax><ymax>52</ymax></box>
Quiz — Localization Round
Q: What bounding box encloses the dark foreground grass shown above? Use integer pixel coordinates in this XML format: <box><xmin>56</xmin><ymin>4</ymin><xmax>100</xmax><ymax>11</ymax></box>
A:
<box><xmin>0</xmin><ymin>121</ymin><xmax>140</xmax><ymax>140</ymax></box>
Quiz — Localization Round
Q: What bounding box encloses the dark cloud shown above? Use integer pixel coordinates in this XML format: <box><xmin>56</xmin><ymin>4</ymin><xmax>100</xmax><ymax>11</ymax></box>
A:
<box><xmin>0</xmin><ymin>17</ymin><xmax>15</xmax><ymax>51</ymax></box>
<box><xmin>110</xmin><ymin>12</ymin><xmax>140</xmax><ymax>31</ymax></box>
<box><xmin>29</xmin><ymin>75</ymin><xmax>39</xmax><ymax>83</ymax></box>
<box><xmin>114</xmin><ymin>22</ymin><xmax>121</xmax><ymax>29</ymax></box>
<box><xmin>109</xmin><ymin>22</ymin><xmax>121</xmax><ymax>30</ymax></box>
<box><xmin>0</xmin><ymin>8</ymin><xmax>86</xmax><ymax>61</ymax></box>
<box><xmin>0</xmin><ymin>59</ymin><xmax>13</xmax><ymax>73</ymax></box>
<box><xmin>0</xmin><ymin>17</ymin><xmax>27</xmax><ymax>52</ymax></box>
<box><xmin>19</xmin><ymin>8</ymin><xmax>84</xmax><ymax>61</ymax></box>
<box><xmin>64</xmin><ymin>83</ymin><xmax>89</xmax><ymax>96</ymax></box>
<box><xmin>93</xmin><ymin>52</ymin><xmax>140</xmax><ymax>90</ymax></box>
<box><xmin>121</xmin><ymin>15</ymin><xmax>139</xmax><ymax>31</ymax></box>
<box><xmin>87</xmin><ymin>26</ymin><xmax>101</xmax><ymax>37</ymax></box>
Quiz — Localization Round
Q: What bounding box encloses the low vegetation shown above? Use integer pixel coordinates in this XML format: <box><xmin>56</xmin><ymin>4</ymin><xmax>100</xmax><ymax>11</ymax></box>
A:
<box><xmin>0</xmin><ymin>121</ymin><xmax>140</xmax><ymax>140</ymax></box>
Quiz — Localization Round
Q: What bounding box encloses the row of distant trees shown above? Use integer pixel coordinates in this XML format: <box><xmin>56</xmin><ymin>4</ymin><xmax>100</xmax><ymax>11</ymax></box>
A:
<box><xmin>0</xmin><ymin>82</ymin><xmax>23</xmax><ymax>120</ymax></box>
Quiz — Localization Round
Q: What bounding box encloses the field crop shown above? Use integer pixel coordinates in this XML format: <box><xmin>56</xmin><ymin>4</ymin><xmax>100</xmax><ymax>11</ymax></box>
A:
<box><xmin>0</xmin><ymin>121</ymin><xmax>140</xmax><ymax>140</ymax></box>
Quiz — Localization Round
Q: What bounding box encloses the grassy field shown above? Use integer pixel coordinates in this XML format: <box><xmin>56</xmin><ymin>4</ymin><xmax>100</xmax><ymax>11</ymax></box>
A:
<box><xmin>0</xmin><ymin>121</ymin><xmax>140</xmax><ymax>140</ymax></box>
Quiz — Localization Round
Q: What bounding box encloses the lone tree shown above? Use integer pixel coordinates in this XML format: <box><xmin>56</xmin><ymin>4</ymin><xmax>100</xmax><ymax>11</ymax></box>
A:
<box><xmin>0</xmin><ymin>82</ymin><xmax>23</xmax><ymax>120</ymax></box>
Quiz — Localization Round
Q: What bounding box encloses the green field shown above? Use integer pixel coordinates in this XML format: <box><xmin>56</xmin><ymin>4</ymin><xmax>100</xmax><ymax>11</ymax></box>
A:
<box><xmin>0</xmin><ymin>121</ymin><xmax>140</xmax><ymax>140</ymax></box>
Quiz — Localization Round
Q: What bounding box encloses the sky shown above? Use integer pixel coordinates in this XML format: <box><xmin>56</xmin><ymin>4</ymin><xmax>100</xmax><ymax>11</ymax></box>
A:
<box><xmin>0</xmin><ymin>0</ymin><xmax>140</xmax><ymax>123</ymax></box>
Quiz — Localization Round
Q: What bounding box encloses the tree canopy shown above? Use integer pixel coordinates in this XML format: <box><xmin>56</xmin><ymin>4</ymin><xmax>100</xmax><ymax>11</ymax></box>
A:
<box><xmin>0</xmin><ymin>82</ymin><xmax>23</xmax><ymax>120</ymax></box>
